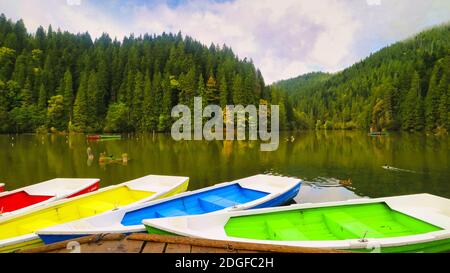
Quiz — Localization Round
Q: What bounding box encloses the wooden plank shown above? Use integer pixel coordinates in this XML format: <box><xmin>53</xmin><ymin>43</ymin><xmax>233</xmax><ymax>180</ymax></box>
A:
<box><xmin>165</xmin><ymin>243</ymin><xmax>191</xmax><ymax>253</ymax></box>
<box><xmin>78</xmin><ymin>239</ymin><xmax>144</xmax><ymax>253</ymax></box>
<box><xmin>19</xmin><ymin>234</ymin><xmax>126</xmax><ymax>253</ymax></box>
<box><xmin>237</xmin><ymin>250</ymin><xmax>264</xmax><ymax>253</ymax></box>
<box><xmin>191</xmin><ymin>246</ymin><xmax>236</xmax><ymax>253</ymax></box>
<box><xmin>128</xmin><ymin>234</ymin><xmax>352</xmax><ymax>253</ymax></box>
<box><xmin>141</xmin><ymin>242</ymin><xmax>166</xmax><ymax>253</ymax></box>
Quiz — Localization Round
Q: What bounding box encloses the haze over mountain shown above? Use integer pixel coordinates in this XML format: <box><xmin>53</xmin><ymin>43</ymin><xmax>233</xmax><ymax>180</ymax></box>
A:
<box><xmin>272</xmin><ymin>23</ymin><xmax>450</xmax><ymax>132</ymax></box>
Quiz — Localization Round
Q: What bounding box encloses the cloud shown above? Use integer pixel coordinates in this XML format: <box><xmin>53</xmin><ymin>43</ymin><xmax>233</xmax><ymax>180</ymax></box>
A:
<box><xmin>0</xmin><ymin>0</ymin><xmax>449</xmax><ymax>83</ymax></box>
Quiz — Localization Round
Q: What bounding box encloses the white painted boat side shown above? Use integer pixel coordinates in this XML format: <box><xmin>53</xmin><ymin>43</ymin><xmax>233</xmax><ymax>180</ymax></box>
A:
<box><xmin>0</xmin><ymin>178</ymin><xmax>100</xmax><ymax>198</ymax></box>
<box><xmin>142</xmin><ymin>193</ymin><xmax>450</xmax><ymax>250</ymax></box>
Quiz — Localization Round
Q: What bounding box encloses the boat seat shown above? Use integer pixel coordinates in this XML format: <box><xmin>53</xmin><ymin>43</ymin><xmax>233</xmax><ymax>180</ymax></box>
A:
<box><xmin>265</xmin><ymin>219</ymin><xmax>309</xmax><ymax>240</ymax></box>
<box><xmin>198</xmin><ymin>195</ymin><xmax>238</xmax><ymax>212</ymax></box>
<box><xmin>78</xmin><ymin>201</ymin><xmax>115</xmax><ymax>217</ymax></box>
<box><xmin>155</xmin><ymin>208</ymin><xmax>188</xmax><ymax>218</ymax></box>
<box><xmin>18</xmin><ymin>219</ymin><xmax>59</xmax><ymax>233</ymax></box>
<box><xmin>323</xmin><ymin>212</ymin><xmax>384</xmax><ymax>239</ymax></box>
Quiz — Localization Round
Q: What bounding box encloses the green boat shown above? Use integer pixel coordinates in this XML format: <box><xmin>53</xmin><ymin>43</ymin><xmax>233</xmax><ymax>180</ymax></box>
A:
<box><xmin>143</xmin><ymin>194</ymin><xmax>450</xmax><ymax>253</ymax></box>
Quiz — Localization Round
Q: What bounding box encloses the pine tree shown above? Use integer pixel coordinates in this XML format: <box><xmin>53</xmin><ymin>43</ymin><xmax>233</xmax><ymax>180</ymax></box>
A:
<box><xmin>197</xmin><ymin>73</ymin><xmax>206</xmax><ymax>105</ymax></box>
<box><xmin>438</xmin><ymin>87</ymin><xmax>448</xmax><ymax>129</ymax></box>
<box><xmin>131</xmin><ymin>71</ymin><xmax>144</xmax><ymax>131</ymax></box>
<box><xmin>178</xmin><ymin>67</ymin><xmax>196</xmax><ymax>109</ymax></box>
<box><xmin>142</xmin><ymin>71</ymin><xmax>152</xmax><ymax>131</ymax></box>
<box><xmin>158</xmin><ymin>76</ymin><xmax>172</xmax><ymax>132</ymax></box>
<box><xmin>72</xmin><ymin>72</ymin><xmax>88</xmax><ymax>131</ymax></box>
<box><xmin>402</xmin><ymin>71</ymin><xmax>421</xmax><ymax>131</ymax></box>
<box><xmin>62</xmin><ymin>70</ymin><xmax>73</xmax><ymax>123</ymax></box>
<box><xmin>425</xmin><ymin>66</ymin><xmax>441</xmax><ymax>131</ymax></box>
<box><xmin>219</xmin><ymin>75</ymin><xmax>228</xmax><ymax>108</ymax></box>
<box><xmin>38</xmin><ymin>83</ymin><xmax>47</xmax><ymax>109</ymax></box>
<box><xmin>205</xmin><ymin>72</ymin><xmax>218</xmax><ymax>105</ymax></box>
<box><xmin>87</xmin><ymin>70</ymin><xmax>99</xmax><ymax>128</ymax></box>
<box><xmin>232</xmin><ymin>74</ymin><xmax>244</xmax><ymax>105</ymax></box>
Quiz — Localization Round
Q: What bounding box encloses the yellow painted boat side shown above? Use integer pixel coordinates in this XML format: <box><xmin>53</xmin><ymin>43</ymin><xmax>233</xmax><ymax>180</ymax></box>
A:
<box><xmin>0</xmin><ymin>238</ymin><xmax>43</xmax><ymax>253</ymax></box>
<box><xmin>0</xmin><ymin>186</ymin><xmax>155</xmax><ymax>241</ymax></box>
<box><xmin>155</xmin><ymin>179</ymin><xmax>189</xmax><ymax>200</ymax></box>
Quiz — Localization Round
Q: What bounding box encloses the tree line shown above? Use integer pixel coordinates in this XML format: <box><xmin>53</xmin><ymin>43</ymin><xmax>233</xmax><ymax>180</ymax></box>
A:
<box><xmin>273</xmin><ymin>24</ymin><xmax>450</xmax><ymax>133</ymax></box>
<box><xmin>0</xmin><ymin>14</ymin><xmax>269</xmax><ymax>133</ymax></box>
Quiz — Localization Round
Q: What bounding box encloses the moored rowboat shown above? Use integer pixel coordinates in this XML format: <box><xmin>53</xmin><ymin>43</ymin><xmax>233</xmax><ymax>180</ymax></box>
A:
<box><xmin>0</xmin><ymin>178</ymin><xmax>100</xmax><ymax>216</ymax></box>
<box><xmin>36</xmin><ymin>174</ymin><xmax>301</xmax><ymax>245</ymax></box>
<box><xmin>0</xmin><ymin>174</ymin><xmax>189</xmax><ymax>253</ymax></box>
<box><xmin>142</xmin><ymin>193</ymin><xmax>450</xmax><ymax>253</ymax></box>
<box><xmin>87</xmin><ymin>134</ymin><xmax>122</xmax><ymax>140</ymax></box>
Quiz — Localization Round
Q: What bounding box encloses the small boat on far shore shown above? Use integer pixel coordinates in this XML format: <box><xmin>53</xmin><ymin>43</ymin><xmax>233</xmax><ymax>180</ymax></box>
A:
<box><xmin>86</xmin><ymin>134</ymin><xmax>122</xmax><ymax>141</ymax></box>
<box><xmin>0</xmin><ymin>183</ymin><xmax>4</xmax><ymax>192</ymax></box>
<box><xmin>368</xmin><ymin>132</ymin><xmax>389</xmax><ymax>137</ymax></box>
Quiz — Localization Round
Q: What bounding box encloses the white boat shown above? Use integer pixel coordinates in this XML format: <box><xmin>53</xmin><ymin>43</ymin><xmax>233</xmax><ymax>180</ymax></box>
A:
<box><xmin>0</xmin><ymin>178</ymin><xmax>100</xmax><ymax>216</ymax></box>
<box><xmin>36</xmin><ymin>174</ymin><xmax>302</xmax><ymax>245</ymax></box>
<box><xmin>142</xmin><ymin>193</ymin><xmax>450</xmax><ymax>253</ymax></box>
<box><xmin>0</xmin><ymin>174</ymin><xmax>189</xmax><ymax>253</ymax></box>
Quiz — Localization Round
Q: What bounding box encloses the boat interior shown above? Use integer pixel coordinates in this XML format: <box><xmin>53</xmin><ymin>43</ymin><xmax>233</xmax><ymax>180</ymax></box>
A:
<box><xmin>224</xmin><ymin>202</ymin><xmax>443</xmax><ymax>241</ymax></box>
<box><xmin>121</xmin><ymin>184</ymin><xmax>269</xmax><ymax>226</ymax></box>
<box><xmin>0</xmin><ymin>192</ymin><xmax>53</xmax><ymax>213</ymax></box>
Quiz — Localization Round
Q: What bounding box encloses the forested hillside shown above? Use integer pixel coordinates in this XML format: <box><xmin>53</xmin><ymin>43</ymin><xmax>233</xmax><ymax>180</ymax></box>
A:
<box><xmin>0</xmin><ymin>15</ymin><xmax>267</xmax><ymax>133</ymax></box>
<box><xmin>274</xmin><ymin>24</ymin><xmax>450</xmax><ymax>132</ymax></box>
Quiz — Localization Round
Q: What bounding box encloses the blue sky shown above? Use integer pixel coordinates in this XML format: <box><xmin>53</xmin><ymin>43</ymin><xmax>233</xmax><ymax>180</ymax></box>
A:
<box><xmin>1</xmin><ymin>0</ymin><xmax>449</xmax><ymax>83</ymax></box>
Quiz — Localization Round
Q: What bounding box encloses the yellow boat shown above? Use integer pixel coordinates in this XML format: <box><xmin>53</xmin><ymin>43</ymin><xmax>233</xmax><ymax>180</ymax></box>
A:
<box><xmin>0</xmin><ymin>175</ymin><xmax>189</xmax><ymax>252</ymax></box>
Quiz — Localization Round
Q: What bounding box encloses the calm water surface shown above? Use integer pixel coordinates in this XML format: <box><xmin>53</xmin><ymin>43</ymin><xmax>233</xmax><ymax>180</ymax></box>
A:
<box><xmin>0</xmin><ymin>131</ymin><xmax>449</xmax><ymax>203</ymax></box>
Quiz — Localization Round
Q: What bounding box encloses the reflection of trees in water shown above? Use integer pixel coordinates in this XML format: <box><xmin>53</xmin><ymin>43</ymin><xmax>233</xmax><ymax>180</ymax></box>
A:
<box><xmin>0</xmin><ymin>132</ymin><xmax>449</xmax><ymax>197</ymax></box>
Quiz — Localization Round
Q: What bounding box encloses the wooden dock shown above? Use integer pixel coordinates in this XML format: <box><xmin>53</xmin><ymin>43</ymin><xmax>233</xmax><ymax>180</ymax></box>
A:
<box><xmin>19</xmin><ymin>233</ymin><xmax>350</xmax><ymax>253</ymax></box>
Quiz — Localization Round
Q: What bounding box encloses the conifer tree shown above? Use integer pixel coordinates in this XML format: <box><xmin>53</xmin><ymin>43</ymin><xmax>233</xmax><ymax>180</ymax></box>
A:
<box><xmin>72</xmin><ymin>72</ymin><xmax>88</xmax><ymax>131</ymax></box>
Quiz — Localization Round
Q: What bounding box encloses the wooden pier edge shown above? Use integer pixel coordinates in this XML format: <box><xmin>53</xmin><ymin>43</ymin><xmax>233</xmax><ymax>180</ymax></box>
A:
<box><xmin>19</xmin><ymin>233</ymin><xmax>352</xmax><ymax>253</ymax></box>
<box><xmin>128</xmin><ymin>233</ymin><xmax>351</xmax><ymax>253</ymax></box>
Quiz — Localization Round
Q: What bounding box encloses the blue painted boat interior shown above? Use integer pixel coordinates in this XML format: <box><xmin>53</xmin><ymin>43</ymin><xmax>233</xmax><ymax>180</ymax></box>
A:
<box><xmin>121</xmin><ymin>184</ymin><xmax>270</xmax><ymax>226</ymax></box>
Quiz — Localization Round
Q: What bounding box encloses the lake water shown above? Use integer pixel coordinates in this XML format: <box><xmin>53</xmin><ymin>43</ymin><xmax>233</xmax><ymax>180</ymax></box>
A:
<box><xmin>0</xmin><ymin>131</ymin><xmax>449</xmax><ymax>203</ymax></box>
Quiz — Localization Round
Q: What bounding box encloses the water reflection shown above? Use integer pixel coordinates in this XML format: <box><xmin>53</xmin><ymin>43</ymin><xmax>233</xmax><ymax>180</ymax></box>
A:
<box><xmin>0</xmin><ymin>131</ymin><xmax>448</xmax><ymax>203</ymax></box>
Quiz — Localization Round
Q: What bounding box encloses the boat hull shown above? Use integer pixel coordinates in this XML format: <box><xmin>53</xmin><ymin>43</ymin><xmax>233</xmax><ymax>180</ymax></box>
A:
<box><xmin>0</xmin><ymin>238</ymin><xmax>43</xmax><ymax>253</ymax></box>
<box><xmin>145</xmin><ymin>225</ymin><xmax>450</xmax><ymax>254</ymax></box>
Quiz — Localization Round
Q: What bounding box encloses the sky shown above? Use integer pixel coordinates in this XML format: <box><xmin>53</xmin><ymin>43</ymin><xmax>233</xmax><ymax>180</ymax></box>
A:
<box><xmin>1</xmin><ymin>0</ymin><xmax>450</xmax><ymax>83</ymax></box>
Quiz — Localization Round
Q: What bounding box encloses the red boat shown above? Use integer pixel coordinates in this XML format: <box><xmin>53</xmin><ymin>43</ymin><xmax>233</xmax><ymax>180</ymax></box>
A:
<box><xmin>0</xmin><ymin>183</ymin><xmax>4</xmax><ymax>192</ymax></box>
<box><xmin>0</xmin><ymin>178</ymin><xmax>100</xmax><ymax>215</ymax></box>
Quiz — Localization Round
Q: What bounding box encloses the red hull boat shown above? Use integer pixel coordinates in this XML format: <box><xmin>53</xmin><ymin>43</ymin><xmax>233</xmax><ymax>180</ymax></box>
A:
<box><xmin>0</xmin><ymin>178</ymin><xmax>100</xmax><ymax>215</ymax></box>
<box><xmin>0</xmin><ymin>183</ymin><xmax>4</xmax><ymax>192</ymax></box>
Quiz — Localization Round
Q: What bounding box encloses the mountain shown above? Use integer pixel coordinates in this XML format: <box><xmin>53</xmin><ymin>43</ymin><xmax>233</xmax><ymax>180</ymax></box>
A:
<box><xmin>274</xmin><ymin>23</ymin><xmax>450</xmax><ymax>132</ymax></box>
<box><xmin>273</xmin><ymin>72</ymin><xmax>331</xmax><ymax>94</ymax></box>
<box><xmin>0</xmin><ymin>14</ymin><xmax>266</xmax><ymax>133</ymax></box>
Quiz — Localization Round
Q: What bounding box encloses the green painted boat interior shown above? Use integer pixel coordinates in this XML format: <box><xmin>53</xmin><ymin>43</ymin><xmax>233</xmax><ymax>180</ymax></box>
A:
<box><xmin>224</xmin><ymin>202</ymin><xmax>442</xmax><ymax>241</ymax></box>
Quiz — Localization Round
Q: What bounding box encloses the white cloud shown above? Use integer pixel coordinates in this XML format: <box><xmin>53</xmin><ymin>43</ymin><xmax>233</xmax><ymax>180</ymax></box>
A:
<box><xmin>0</xmin><ymin>0</ymin><xmax>449</xmax><ymax>83</ymax></box>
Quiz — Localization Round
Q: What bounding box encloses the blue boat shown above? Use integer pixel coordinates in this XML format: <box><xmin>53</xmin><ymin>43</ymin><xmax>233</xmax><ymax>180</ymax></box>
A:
<box><xmin>37</xmin><ymin>174</ymin><xmax>301</xmax><ymax>244</ymax></box>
